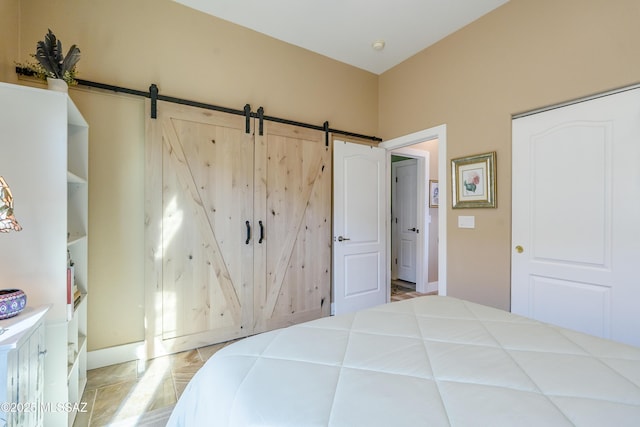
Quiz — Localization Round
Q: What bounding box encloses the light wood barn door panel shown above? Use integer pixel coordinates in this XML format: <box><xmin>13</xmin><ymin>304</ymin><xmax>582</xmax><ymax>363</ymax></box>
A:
<box><xmin>146</xmin><ymin>101</ymin><xmax>254</xmax><ymax>357</ymax></box>
<box><xmin>254</xmin><ymin>122</ymin><xmax>332</xmax><ymax>332</ymax></box>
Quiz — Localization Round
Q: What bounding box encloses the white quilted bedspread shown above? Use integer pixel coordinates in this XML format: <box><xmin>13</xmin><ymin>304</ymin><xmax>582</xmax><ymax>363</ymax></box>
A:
<box><xmin>168</xmin><ymin>296</ymin><xmax>640</xmax><ymax>426</ymax></box>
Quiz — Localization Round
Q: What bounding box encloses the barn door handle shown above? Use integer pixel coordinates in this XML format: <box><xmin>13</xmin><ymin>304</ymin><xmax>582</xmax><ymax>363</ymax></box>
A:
<box><xmin>258</xmin><ymin>220</ymin><xmax>264</xmax><ymax>244</ymax></box>
<box><xmin>245</xmin><ymin>221</ymin><xmax>251</xmax><ymax>244</ymax></box>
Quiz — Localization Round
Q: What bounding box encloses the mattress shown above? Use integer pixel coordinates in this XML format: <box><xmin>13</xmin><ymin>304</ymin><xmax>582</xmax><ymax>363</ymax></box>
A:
<box><xmin>168</xmin><ymin>296</ymin><xmax>640</xmax><ymax>426</ymax></box>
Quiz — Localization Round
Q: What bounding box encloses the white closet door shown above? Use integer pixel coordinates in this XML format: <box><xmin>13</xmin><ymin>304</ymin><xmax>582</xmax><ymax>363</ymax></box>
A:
<box><xmin>512</xmin><ymin>87</ymin><xmax>640</xmax><ymax>347</ymax></box>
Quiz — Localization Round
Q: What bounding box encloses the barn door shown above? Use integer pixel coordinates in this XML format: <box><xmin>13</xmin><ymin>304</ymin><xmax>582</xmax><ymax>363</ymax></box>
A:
<box><xmin>145</xmin><ymin>101</ymin><xmax>254</xmax><ymax>357</ymax></box>
<box><xmin>253</xmin><ymin>121</ymin><xmax>332</xmax><ymax>333</ymax></box>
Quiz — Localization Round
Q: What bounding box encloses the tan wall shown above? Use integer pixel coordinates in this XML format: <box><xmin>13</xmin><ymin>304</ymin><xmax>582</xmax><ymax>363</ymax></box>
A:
<box><xmin>423</xmin><ymin>140</ymin><xmax>439</xmax><ymax>284</ymax></box>
<box><xmin>379</xmin><ymin>0</ymin><xmax>640</xmax><ymax>309</ymax></box>
<box><xmin>12</xmin><ymin>0</ymin><xmax>378</xmax><ymax>351</ymax></box>
<box><xmin>0</xmin><ymin>0</ymin><xmax>19</xmax><ymax>83</ymax></box>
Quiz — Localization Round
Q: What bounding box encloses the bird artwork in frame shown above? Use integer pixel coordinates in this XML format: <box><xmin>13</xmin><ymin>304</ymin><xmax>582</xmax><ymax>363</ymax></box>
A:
<box><xmin>451</xmin><ymin>151</ymin><xmax>496</xmax><ymax>208</ymax></box>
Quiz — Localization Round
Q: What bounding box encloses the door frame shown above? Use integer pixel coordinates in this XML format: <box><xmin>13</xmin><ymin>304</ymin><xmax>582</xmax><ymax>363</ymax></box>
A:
<box><xmin>380</xmin><ymin>124</ymin><xmax>447</xmax><ymax>296</ymax></box>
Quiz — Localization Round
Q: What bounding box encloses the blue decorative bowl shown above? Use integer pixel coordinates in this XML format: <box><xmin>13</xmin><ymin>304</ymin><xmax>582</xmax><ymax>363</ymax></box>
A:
<box><xmin>0</xmin><ymin>289</ymin><xmax>27</xmax><ymax>319</ymax></box>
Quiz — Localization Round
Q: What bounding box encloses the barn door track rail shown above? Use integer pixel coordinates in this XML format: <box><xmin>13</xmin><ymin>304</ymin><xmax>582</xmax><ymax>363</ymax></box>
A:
<box><xmin>15</xmin><ymin>69</ymin><xmax>381</xmax><ymax>145</ymax></box>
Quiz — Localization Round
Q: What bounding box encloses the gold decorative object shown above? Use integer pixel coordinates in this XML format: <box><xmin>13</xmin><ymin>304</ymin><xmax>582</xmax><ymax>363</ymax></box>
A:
<box><xmin>0</xmin><ymin>176</ymin><xmax>22</xmax><ymax>233</ymax></box>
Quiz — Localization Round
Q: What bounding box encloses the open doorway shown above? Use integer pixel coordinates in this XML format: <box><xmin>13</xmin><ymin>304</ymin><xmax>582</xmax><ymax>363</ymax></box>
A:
<box><xmin>380</xmin><ymin>125</ymin><xmax>447</xmax><ymax>298</ymax></box>
<box><xmin>390</xmin><ymin>143</ymin><xmax>438</xmax><ymax>296</ymax></box>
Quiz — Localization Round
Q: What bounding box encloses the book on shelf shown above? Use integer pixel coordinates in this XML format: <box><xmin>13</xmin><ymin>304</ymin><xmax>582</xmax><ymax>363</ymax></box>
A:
<box><xmin>67</xmin><ymin>248</ymin><xmax>78</xmax><ymax>319</ymax></box>
<box><xmin>67</xmin><ymin>265</ymin><xmax>75</xmax><ymax>320</ymax></box>
<box><xmin>73</xmin><ymin>289</ymin><xmax>82</xmax><ymax>309</ymax></box>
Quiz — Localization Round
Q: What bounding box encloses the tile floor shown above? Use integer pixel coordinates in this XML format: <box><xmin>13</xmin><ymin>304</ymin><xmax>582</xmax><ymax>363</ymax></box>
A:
<box><xmin>390</xmin><ymin>278</ymin><xmax>434</xmax><ymax>301</ymax></box>
<box><xmin>74</xmin><ymin>340</ymin><xmax>237</xmax><ymax>426</ymax></box>
<box><xmin>77</xmin><ymin>284</ymin><xmax>429</xmax><ymax>426</ymax></box>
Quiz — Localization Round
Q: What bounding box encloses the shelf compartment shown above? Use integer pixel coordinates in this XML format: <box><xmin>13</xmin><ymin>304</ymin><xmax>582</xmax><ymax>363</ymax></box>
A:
<box><xmin>67</xmin><ymin>171</ymin><xmax>87</xmax><ymax>185</ymax></box>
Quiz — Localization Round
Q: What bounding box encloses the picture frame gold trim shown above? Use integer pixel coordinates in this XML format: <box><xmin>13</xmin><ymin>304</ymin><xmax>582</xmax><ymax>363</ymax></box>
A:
<box><xmin>451</xmin><ymin>151</ymin><xmax>496</xmax><ymax>208</ymax></box>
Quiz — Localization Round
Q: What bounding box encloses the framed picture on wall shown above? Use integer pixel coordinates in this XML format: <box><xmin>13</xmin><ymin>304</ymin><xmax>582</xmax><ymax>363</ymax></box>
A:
<box><xmin>429</xmin><ymin>180</ymin><xmax>439</xmax><ymax>207</ymax></box>
<box><xmin>451</xmin><ymin>151</ymin><xmax>496</xmax><ymax>208</ymax></box>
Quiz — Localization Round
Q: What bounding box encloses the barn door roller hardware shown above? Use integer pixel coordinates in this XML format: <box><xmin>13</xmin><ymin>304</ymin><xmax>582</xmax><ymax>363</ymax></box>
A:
<box><xmin>150</xmin><ymin>84</ymin><xmax>158</xmax><ymax>118</ymax></box>
<box><xmin>244</xmin><ymin>104</ymin><xmax>251</xmax><ymax>134</ymax></box>
<box><xmin>257</xmin><ymin>107</ymin><xmax>264</xmax><ymax>136</ymax></box>
<box><xmin>324</xmin><ymin>121</ymin><xmax>330</xmax><ymax>147</ymax></box>
<box><xmin>147</xmin><ymin>84</ymin><xmax>382</xmax><ymax>145</ymax></box>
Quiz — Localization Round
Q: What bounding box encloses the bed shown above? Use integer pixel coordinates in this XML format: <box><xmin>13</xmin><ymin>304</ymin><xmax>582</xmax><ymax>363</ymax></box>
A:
<box><xmin>167</xmin><ymin>296</ymin><xmax>640</xmax><ymax>426</ymax></box>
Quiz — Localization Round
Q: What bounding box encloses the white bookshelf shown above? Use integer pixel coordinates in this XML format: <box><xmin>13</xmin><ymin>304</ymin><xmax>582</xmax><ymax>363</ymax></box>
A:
<box><xmin>66</xmin><ymin>91</ymin><xmax>89</xmax><ymax>427</ymax></box>
<box><xmin>0</xmin><ymin>82</ymin><xmax>89</xmax><ymax>427</ymax></box>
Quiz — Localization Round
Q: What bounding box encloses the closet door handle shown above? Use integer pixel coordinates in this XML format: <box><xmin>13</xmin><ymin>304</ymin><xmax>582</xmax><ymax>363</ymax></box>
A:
<box><xmin>259</xmin><ymin>220</ymin><xmax>264</xmax><ymax>244</ymax></box>
<box><xmin>245</xmin><ymin>220</ymin><xmax>251</xmax><ymax>244</ymax></box>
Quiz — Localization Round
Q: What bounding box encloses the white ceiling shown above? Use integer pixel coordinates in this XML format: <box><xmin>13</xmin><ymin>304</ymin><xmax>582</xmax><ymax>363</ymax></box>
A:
<box><xmin>173</xmin><ymin>0</ymin><xmax>509</xmax><ymax>75</ymax></box>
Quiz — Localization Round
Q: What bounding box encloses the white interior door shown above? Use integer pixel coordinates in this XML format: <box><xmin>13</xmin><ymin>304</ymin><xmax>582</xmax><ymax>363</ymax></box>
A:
<box><xmin>333</xmin><ymin>140</ymin><xmax>387</xmax><ymax>315</ymax></box>
<box><xmin>392</xmin><ymin>159</ymin><xmax>418</xmax><ymax>283</ymax></box>
<box><xmin>512</xmin><ymin>87</ymin><xmax>640</xmax><ymax>347</ymax></box>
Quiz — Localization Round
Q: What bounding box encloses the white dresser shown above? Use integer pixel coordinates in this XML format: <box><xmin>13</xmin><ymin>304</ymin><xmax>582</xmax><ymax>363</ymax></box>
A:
<box><xmin>0</xmin><ymin>306</ymin><xmax>50</xmax><ymax>427</ymax></box>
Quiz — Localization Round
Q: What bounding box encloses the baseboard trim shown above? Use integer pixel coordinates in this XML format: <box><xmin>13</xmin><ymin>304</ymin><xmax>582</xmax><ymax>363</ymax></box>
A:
<box><xmin>88</xmin><ymin>280</ymin><xmax>438</xmax><ymax>370</ymax></box>
<box><xmin>426</xmin><ymin>281</ymin><xmax>438</xmax><ymax>294</ymax></box>
<box><xmin>88</xmin><ymin>341</ymin><xmax>146</xmax><ymax>370</ymax></box>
